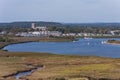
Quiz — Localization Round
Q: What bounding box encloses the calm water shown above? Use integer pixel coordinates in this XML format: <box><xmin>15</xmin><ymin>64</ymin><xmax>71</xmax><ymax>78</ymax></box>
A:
<box><xmin>15</xmin><ymin>65</ymin><xmax>42</xmax><ymax>80</ymax></box>
<box><xmin>3</xmin><ymin>38</ymin><xmax>120</xmax><ymax>58</ymax></box>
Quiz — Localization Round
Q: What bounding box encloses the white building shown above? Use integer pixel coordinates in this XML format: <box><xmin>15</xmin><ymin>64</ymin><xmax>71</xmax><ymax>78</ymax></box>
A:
<box><xmin>110</xmin><ymin>30</ymin><xmax>120</xmax><ymax>36</ymax></box>
<box><xmin>0</xmin><ymin>31</ymin><xmax>7</xmax><ymax>35</ymax></box>
<box><xmin>16</xmin><ymin>31</ymin><xmax>62</xmax><ymax>37</ymax></box>
<box><xmin>31</xmin><ymin>23</ymin><xmax>47</xmax><ymax>31</ymax></box>
<box><xmin>62</xmin><ymin>33</ymin><xmax>76</xmax><ymax>36</ymax></box>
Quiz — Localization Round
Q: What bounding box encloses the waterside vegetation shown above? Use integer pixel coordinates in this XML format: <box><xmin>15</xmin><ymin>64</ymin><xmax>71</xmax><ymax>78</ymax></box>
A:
<box><xmin>0</xmin><ymin>37</ymin><xmax>120</xmax><ymax>80</ymax></box>
<box><xmin>106</xmin><ymin>40</ymin><xmax>120</xmax><ymax>45</ymax></box>
<box><xmin>0</xmin><ymin>36</ymin><xmax>76</xmax><ymax>49</ymax></box>
<box><xmin>1</xmin><ymin>51</ymin><xmax>120</xmax><ymax>80</ymax></box>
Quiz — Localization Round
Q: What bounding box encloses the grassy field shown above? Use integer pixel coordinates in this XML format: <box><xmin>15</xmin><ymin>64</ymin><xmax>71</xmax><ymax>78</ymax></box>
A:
<box><xmin>0</xmin><ymin>37</ymin><xmax>120</xmax><ymax>80</ymax></box>
<box><xmin>0</xmin><ymin>51</ymin><xmax>120</xmax><ymax>80</ymax></box>
<box><xmin>10</xmin><ymin>37</ymin><xmax>76</xmax><ymax>42</ymax></box>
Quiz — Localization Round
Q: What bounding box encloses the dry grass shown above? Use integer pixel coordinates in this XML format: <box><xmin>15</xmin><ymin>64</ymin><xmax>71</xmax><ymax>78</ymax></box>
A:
<box><xmin>0</xmin><ymin>37</ymin><xmax>120</xmax><ymax>80</ymax></box>
<box><xmin>0</xmin><ymin>51</ymin><xmax>119</xmax><ymax>80</ymax></box>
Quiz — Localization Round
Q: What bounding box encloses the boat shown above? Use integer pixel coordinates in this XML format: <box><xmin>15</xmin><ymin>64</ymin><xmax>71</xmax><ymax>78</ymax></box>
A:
<box><xmin>73</xmin><ymin>41</ymin><xmax>76</xmax><ymax>42</ymax></box>
<box><xmin>101</xmin><ymin>41</ymin><xmax>106</xmax><ymax>44</ymax></box>
<box><xmin>73</xmin><ymin>38</ymin><xmax>79</xmax><ymax>42</ymax></box>
<box><xmin>84</xmin><ymin>37</ymin><xmax>93</xmax><ymax>40</ymax></box>
<box><xmin>87</xmin><ymin>42</ymin><xmax>90</xmax><ymax>45</ymax></box>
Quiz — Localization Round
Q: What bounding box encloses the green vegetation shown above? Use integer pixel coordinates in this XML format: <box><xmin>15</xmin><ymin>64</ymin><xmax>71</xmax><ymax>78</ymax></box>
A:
<box><xmin>1</xmin><ymin>22</ymin><xmax>120</xmax><ymax>35</ymax></box>
<box><xmin>107</xmin><ymin>40</ymin><xmax>120</xmax><ymax>44</ymax></box>
<box><xmin>0</xmin><ymin>37</ymin><xmax>10</xmax><ymax>42</ymax></box>
<box><xmin>0</xmin><ymin>37</ymin><xmax>6</xmax><ymax>42</ymax></box>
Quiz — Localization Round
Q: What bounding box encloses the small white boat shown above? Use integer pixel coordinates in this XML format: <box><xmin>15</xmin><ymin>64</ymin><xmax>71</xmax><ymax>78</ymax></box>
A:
<box><xmin>73</xmin><ymin>41</ymin><xmax>76</xmax><ymax>42</ymax></box>
<box><xmin>87</xmin><ymin>42</ymin><xmax>90</xmax><ymax>45</ymax></box>
<box><xmin>101</xmin><ymin>41</ymin><xmax>106</xmax><ymax>44</ymax></box>
<box><xmin>84</xmin><ymin>37</ymin><xmax>93</xmax><ymax>40</ymax></box>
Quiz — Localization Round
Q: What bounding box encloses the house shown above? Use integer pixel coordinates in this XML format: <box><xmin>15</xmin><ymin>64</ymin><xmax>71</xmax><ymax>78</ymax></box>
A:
<box><xmin>31</xmin><ymin>23</ymin><xmax>47</xmax><ymax>31</ymax></box>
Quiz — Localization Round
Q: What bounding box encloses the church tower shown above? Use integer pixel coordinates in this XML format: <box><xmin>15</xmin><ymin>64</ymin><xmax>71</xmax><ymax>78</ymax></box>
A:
<box><xmin>31</xmin><ymin>23</ymin><xmax>35</xmax><ymax>29</ymax></box>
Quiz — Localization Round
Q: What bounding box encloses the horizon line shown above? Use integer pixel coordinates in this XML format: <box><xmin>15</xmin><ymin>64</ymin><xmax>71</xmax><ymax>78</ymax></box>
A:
<box><xmin>1</xmin><ymin>21</ymin><xmax>120</xmax><ymax>24</ymax></box>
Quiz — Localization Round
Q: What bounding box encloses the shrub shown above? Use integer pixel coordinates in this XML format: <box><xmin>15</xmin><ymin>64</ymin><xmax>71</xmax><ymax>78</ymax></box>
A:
<box><xmin>55</xmin><ymin>77</ymin><xmax>66</xmax><ymax>80</ymax></box>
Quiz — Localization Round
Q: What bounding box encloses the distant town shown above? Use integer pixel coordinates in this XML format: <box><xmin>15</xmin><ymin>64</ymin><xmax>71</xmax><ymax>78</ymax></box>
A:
<box><xmin>15</xmin><ymin>23</ymin><xmax>120</xmax><ymax>37</ymax></box>
<box><xmin>0</xmin><ymin>22</ymin><xmax>120</xmax><ymax>38</ymax></box>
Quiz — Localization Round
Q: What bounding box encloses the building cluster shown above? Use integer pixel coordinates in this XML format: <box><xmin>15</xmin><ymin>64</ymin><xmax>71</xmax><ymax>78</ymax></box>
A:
<box><xmin>6</xmin><ymin>23</ymin><xmax>120</xmax><ymax>37</ymax></box>
<box><xmin>31</xmin><ymin>23</ymin><xmax>47</xmax><ymax>31</ymax></box>
<box><xmin>62</xmin><ymin>33</ymin><xmax>113</xmax><ymax>37</ymax></box>
<box><xmin>110</xmin><ymin>30</ymin><xmax>120</xmax><ymax>36</ymax></box>
<box><xmin>16</xmin><ymin>23</ymin><xmax>62</xmax><ymax>37</ymax></box>
<box><xmin>16</xmin><ymin>31</ymin><xmax>62</xmax><ymax>37</ymax></box>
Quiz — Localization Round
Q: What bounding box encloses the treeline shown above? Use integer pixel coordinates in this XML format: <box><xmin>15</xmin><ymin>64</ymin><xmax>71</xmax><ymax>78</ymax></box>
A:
<box><xmin>0</xmin><ymin>21</ymin><xmax>120</xmax><ymax>34</ymax></box>
<box><xmin>48</xmin><ymin>26</ymin><xmax>120</xmax><ymax>34</ymax></box>
<box><xmin>0</xmin><ymin>21</ymin><xmax>62</xmax><ymax>28</ymax></box>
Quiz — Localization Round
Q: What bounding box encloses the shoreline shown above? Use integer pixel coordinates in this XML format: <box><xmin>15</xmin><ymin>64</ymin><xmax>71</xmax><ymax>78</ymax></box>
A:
<box><xmin>1</xmin><ymin>37</ymin><xmax>120</xmax><ymax>58</ymax></box>
<box><xmin>0</xmin><ymin>37</ymin><xmax>78</xmax><ymax>50</ymax></box>
<box><xmin>106</xmin><ymin>42</ymin><xmax>120</xmax><ymax>45</ymax></box>
<box><xmin>0</xmin><ymin>41</ymin><xmax>34</xmax><ymax>50</ymax></box>
<box><xmin>1</xmin><ymin>37</ymin><xmax>120</xmax><ymax>50</ymax></box>
<box><xmin>106</xmin><ymin>40</ymin><xmax>120</xmax><ymax>45</ymax></box>
<box><xmin>1</xmin><ymin>37</ymin><xmax>120</xmax><ymax>80</ymax></box>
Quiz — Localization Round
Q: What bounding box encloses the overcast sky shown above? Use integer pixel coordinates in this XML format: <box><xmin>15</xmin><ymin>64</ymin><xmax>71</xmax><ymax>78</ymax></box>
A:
<box><xmin>0</xmin><ymin>0</ymin><xmax>120</xmax><ymax>23</ymax></box>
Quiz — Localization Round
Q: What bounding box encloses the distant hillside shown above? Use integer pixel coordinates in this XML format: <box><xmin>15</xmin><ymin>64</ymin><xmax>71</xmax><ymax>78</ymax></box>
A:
<box><xmin>0</xmin><ymin>22</ymin><xmax>120</xmax><ymax>28</ymax></box>
<box><xmin>0</xmin><ymin>21</ymin><xmax>63</xmax><ymax>28</ymax></box>
<box><xmin>64</xmin><ymin>23</ymin><xmax>120</xmax><ymax>27</ymax></box>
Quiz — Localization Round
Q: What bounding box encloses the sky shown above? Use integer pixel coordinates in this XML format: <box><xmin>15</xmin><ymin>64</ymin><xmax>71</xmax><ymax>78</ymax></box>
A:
<box><xmin>0</xmin><ymin>0</ymin><xmax>120</xmax><ymax>23</ymax></box>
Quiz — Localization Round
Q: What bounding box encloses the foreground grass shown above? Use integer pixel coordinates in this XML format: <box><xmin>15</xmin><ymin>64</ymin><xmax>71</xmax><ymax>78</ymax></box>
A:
<box><xmin>0</xmin><ymin>51</ymin><xmax>120</xmax><ymax>80</ymax></box>
<box><xmin>0</xmin><ymin>37</ymin><xmax>120</xmax><ymax>80</ymax></box>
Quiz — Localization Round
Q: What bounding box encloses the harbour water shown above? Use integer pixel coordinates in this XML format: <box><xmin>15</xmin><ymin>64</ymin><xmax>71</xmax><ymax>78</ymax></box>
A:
<box><xmin>3</xmin><ymin>38</ymin><xmax>120</xmax><ymax>58</ymax></box>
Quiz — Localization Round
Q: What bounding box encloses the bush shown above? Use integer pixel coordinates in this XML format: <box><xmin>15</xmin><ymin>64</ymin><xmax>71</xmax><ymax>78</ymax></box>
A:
<box><xmin>0</xmin><ymin>37</ymin><xmax>6</xmax><ymax>42</ymax></box>
<box><xmin>0</xmin><ymin>37</ymin><xmax>13</xmax><ymax>42</ymax></box>
<box><xmin>55</xmin><ymin>77</ymin><xmax>66</xmax><ymax>80</ymax></box>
